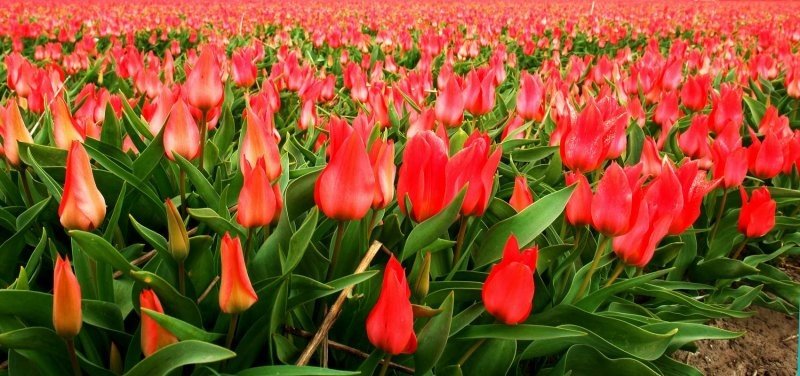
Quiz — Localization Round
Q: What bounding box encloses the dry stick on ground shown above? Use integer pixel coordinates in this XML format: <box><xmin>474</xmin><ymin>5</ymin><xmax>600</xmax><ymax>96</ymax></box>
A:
<box><xmin>286</xmin><ymin>327</ymin><xmax>414</xmax><ymax>374</ymax></box>
<box><xmin>296</xmin><ymin>240</ymin><xmax>383</xmax><ymax>366</ymax></box>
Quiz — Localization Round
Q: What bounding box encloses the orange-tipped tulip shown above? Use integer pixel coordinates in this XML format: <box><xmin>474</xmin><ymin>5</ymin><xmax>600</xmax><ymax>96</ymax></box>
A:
<box><xmin>163</xmin><ymin>99</ymin><xmax>201</xmax><ymax>161</ymax></box>
<box><xmin>240</xmin><ymin>107</ymin><xmax>281</xmax><ymax>182</ymax></box>
<box><xmin>219</xmin><ymin>233</ymin><xmax>258</xmax><ymax>314</ymax></box>
<box><xmin>237</xmin><ymin>159</ymin><xmax>281</xmax><ymax>228</ymax></box>
<box><xmin>369</xmin><ymin>139</ymin><xmax>396</xmax><ymax>209</ymax></box>
<box><xmin>314</xmin><ymin>131</ymin><xmax>375</xmax><ymax>220</ymax></box>
<box><xmin>366</xmin><ymin>255</ymin><xmax>417</xmax><ymax>355</ymax></box>
<box><xmin>482</xmin><ymin>235</ymin><xmax>538</xmax><ymax>325</ymax></box>
<box><xmin>52</xmin><ymin>96</ymin><xmax>85</xmax><ymax>149</ymax></box>
<box><xmin>59</xmin><ymin>142</ymin><xmax>106</xmax><ymax>231</ymax></box>
<box><xmin>140</xmin><ymin>289</ymin><xmax>178</xmax><ymax>357</ymax></box>
<box><xmin>3</xmin><ymin>99</ymin><xmax>33</xmax><ymax>167</ymax></box>
<box><xmin>53</xmin><ymin>255</ymin><xmax>82</xmax><ymax>338</ymax></box>
<box><xmin>185</xmin><ymin>46</ymin><xmax>223</xmax><ymax>112</ymax></box>
<box><xmin>509</xmin><ymin>175</ymin><xmax>534</xmax><ymax>212</ymax></box>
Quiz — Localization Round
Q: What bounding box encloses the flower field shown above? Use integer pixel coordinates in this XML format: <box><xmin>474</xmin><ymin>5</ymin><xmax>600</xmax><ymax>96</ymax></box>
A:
<box><xmin>2</xmin><ymin>0</ymin><xmax>800</xmax><ymax>374</ymax></box>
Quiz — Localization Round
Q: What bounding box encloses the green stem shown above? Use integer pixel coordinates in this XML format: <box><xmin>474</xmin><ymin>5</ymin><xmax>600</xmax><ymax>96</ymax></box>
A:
<box><xmin>178</xmin><ymin>261</ymin><xmax>186</xmax><ymax>296</ymax></box>
<box><xmin>458</xmin><ymin>338</ymin><xmax>486</xmax><ymax>366</ymax></box>
<box><xmin>198</xmin><ymin>111</ymin><xmax>208</xmax><ymax>173</ymax></box>
<box><xmin>66</xmin><ymin>337</ymin><xmax>81</xmax><ymax>376</ymax></box>
<box><xmin>710</xmin><ymin>189</ymin><xmax>728</xmax><ymax>243</ymax></box>
<box><xmin>574</xmin><ymin>235</ymin><xmax>610</xmax><ymax>302</ymax></box>
<box><xmin>20</xmin><ymin>166</ymin><xmax>33</xmax><ymax>206</ymax></box>
<box><xmin>453</xmin><ymin>216</ymin><xmax>469</xmax><ymax>267</ymax></box>
<box><xmin>244</xmin><ymin>228</ymin><xmax>254</xmax><ymax>264</ymax></box>
<box><xmin>326</xmin><ymin>221</ymin><xmax>347</xmax><ymax>281</ymax></box>
<box><xmin>179</xmin><ymin>169</ymin><xmax>187</xmax><ymax>217</ymax></box>
<box><xmin>378</xmin><ymin>353</ymin><xmax>393</xmax><ymax>376</ymax></box>
<box><xmin>731</xmin><ymin>239</ymin><xmax>749</xmax><ymax>260</ymax></box>
<box><xmin>604</xmin><ymin>261</ymin><xmax>626</xmax><ymax>288</ymax></box>
<box><xmin>224</xmin><ymin>313</ymin><xmax>239</xmax><ymax>350</ymax></box>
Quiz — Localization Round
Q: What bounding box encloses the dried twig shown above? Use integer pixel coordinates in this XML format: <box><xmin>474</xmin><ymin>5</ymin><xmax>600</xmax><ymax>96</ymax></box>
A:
<box><xmin>296</xmin><ymin>241</ymin><xmax>382</xmax><ymax>366</ymax></box>
<box><xmin>113</xmin><ymin>250</ymin><xmax>156</xmax><ymax>279</ymax></box>
<box><xmin>196</xmin><ymin>276</ymin><xmax>221</xmax><ymax>304</ymax></box>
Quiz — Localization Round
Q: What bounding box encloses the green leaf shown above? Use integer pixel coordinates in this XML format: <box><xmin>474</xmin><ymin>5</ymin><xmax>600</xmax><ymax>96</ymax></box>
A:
<box><xmin>141</xmin><ymin>308</ymin><xmax>223</xmax><ymax>342</ymax></box>
<box><xmin>456</xmin><ymin>324</ymin><xmax>587</xmax><ymax>341</ymax></box>
<box><xmin>401</xmin><ymin>188</ymin><xmax>466</xmax><ymax>260</ymax></box>
<box><xmin>641</xmin><ymin>322</ymin><xmax>742</xmax><ymax>352</ymax></box>
<box><xmin>575</xmin><ymin>268</ymin><xmax>674</xmax><ymax>312</ymax></box>
<box><xmin>461</xmin><ymin>339</ymin><xmax>516</xmax><ymax>376</ymax></box>
<box><xmin>101</xmin><ymin>103</ymin><xmax>122</xmax><ymax>148</ymax></box>
<box><xmin>0</xmin><ymin>327</ymin><xmax>71</xmax><ymax>375</ymax></box>
<box><xmin>0</xmin><ymin>290</ymin><xmax>52</xmax><ymax>326</ymax></box>
<box><xmin>415</xmin><ymin>292</ymin><xmax>454</xmax><ymax>375</ymax></box>
<box><xmin>123</xmin><ymin>340</ymin><xmax>235</xmax><ymax>376</ymax></box>
<box><xmin>69</xmin><ymin>230</ymin><xmax>139</xmax><ymax>275</ymax></box>
<box><xmin>130</xmin><ymin>271</ymin><xmax>202</xmax><ymax>325</ymax></box>
<box><xmin>285</xmin><ymin>170</ymin><xmax>320</xmax><ymax>219</ymax></box>
<box><xmin>237</xmin><ymin>366</ymin><xmax>360</xmax><ymax>376</ymax></box>
<box><xmin>173</xmin><ymin>154</ymin><xmax>222</xmax><ymax>212</ymax></box>
<box><xmin>283</xmin><ymin>208</ymin><xmax>319</xmax><ymax>274</ymax></box>
<box><xmin>474</xmin><ymin>184</ymin><xmax>574</xmax><ymax>267</ymax></box>
<box><xmin>188</xmin><ymin>207</ymin><xmax>246</xmax><ymax>238</ymax></box>
<box><xmin>551</xmin><ymin>345</ymin><xmax>659</xmax><ymax>376</ymax></box>
<box><xmin>288</xmin><ymin>271</ymin><xmax>379</xmax><ymax>308</ymax></box>
<box><xmin>690</xmin><ymin>258</ymin><xmax>760</xmax><ymax>282</ymax></box>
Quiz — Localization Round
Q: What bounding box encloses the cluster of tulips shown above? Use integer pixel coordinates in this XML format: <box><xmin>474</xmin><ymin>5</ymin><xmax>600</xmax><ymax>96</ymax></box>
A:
<box><xmin>2</xmin><ymin>0</ymin><xmax>800</xmax><ymax>375</ymax></box>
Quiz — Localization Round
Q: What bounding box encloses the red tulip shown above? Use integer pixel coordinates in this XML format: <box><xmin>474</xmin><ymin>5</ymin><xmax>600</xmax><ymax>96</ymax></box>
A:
<box><xmin>747</xmin><ymin>129</ymin><xmax>784</xmax><ymax>179</ymax></box>
<box><xmin>640</xmin><ymin>137</ymin><xmax>662</xmax><ymax>177</ymax></box>
<box><xmin>482</xmin><ymin>235</ymin><xmax>538</xmax><ymax>325</ymax></box>
<box><xmin>59</xmin><ymin>142</ymin><xmax>106</xmax><ymax>231</ymax></box>
<box><xmin>501</xmin><ymin>114</ymin><xmax>526</xmax><ymax>141</ymax></box>
<box><xmin>140</xmin><ymin>289</ymin><xmax>178</xmax><ymax>357</ymax></box>
<box><xmin>612</xmin><ymin>195</ymin><xmax>672</xmax><ymax>268</ymax></box>
<box><xmin>3</xmin><ymin>99</ymin><xmax>33</xmax><ymax>167</ymax></box>
<box><xmin>397</xmin><ymin>131</ymin><xmax>449</xmax><ymax>222</ymax></box>
<box><xmin>366</xmin><ymin>255</ymin><xmax>417</xmax><ymax>355</ymax></box>
<box><xmin>678</xmin><ymin>115</ymin><xmax>711</xmax><ymax>160</ymax></box>
<box><xmin>680</xmin><ymin>74</ymin><xmax>709</xmax><ymax>111</ymax></box>
<box><xmin>369</xmin><ymin>139</ymin><xmax>396</xmax><ymax>209</ymax></box>
<box><xmin>53</xmin><ymin>255</ymin><xmax>82</xmax><ymax>338</ymax></box>
<box><xmin>163</xmin><ymin>99</ymin><xmax>201</xmax><ymax>161</ymax></box>
<box><xmin>463</xmin><ymin>69</ymin><xmax>496</xmax><ymax>116</ymax></box>
<box><xmin>509</xmin><ymin>175</ymin><xmax>534</xmax><ymax>212</ymax></box>
<box><xmin>231</xmin><ymin>50</ymin><xmax>257</xmax><ymax>88</ymax></box>
<box><xmin>560</xmin><ymin>99</ymin><xmax>615</xmax><ymax>173</ymax></box>
<box><xmin>643</xmin><ymin>161</ymin><xmax>684</xmax><ymax>223</ymax></box>
<box><xmin>145</xmin><ymin>91</ymin><xmax>174</xmax><ymax>136</ymax></box>
<box><xmin>52</xmin><ymin>96</ymin><xmax>85</xmax><ymax>149</ymax></box>
<box><xmin>298</xmin><ymin>99</ymin><xmax>317</xmax><ymax>131</ymax></box>
<box><xmin>185</xmin><ymin>46</ymin><xmax>223</xmax><ymax>112</ymax></box>
<box><xmin>516</xmin><ymin>72</ymin><xmax>545</xmax><ymax>121</ymax></box>
<box><xmin>653</xmin><ymin>91</ymin><xmax>680</xmax><ymax>131</ymax></box>
<box><xmin>434</xmin><ymin>75</ymin><xmax>464</xmax><ymax>127</ymax></box>
<box><xmin>565</xmin><ymin>172</ymin><xmax>592</xmax><ymax>227</ymax></box>
<box><xmin>445</xmin><ymin>132</ymin><xmax>502</xmax><ymax>217</ymax></box>
<box><xmin>591</xmin><ymin>163</ymin><xmax>634</xmax><ymax>237</ymax></box>
<box><xmin>315</xmin><ymin>131</ymin><xmax>375</xmax><ymax>220</ymax></box>
<box><xmin>738</xmin><ymin>187</ymin><xmax>776</xmax><ymax>238</ymax></box>
<box><xmin>669</xmin><ymin>161</ymin><xmax>718</xmax><ymax>234</ymax></box>
<box><xmin>711</xmin><ymin>143</ymin><xmax>748</xmax><ymax>189</ymax></box>
<box><xmin>219</xmin><ymin>233</ymin><xmax>258</xmax><ymax>313</ymax></box>
<box><xmin>238</xmin><ymin>159</ymin><xmax>282</xmax><ymax>228</ymax></box>
<box><xmin>240</xmin><ymin>107</ymin><xmax>281</xmax><ymax>182</ymax></box>
<box><xmin>708</xmin><ymin>84</ymin><xmax>743</xmax><ymax>134</ymax></box>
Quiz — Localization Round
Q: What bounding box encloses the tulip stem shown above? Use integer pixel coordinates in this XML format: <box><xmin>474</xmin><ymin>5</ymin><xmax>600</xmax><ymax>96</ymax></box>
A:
<box><xmin>458</xmin><ymin>338</ymin><xmax>486</xmax><ymax>366</ymax></box>
<box><xmin>453</xmin><ymin>217</ymin><xmax>469</xmax><ymax>268</ymax></box>
<box><xmin>604</xmin><ymin>261</ymin><xmax>626</xmax><ymax>288</ymax></box>
<box><xmin>244</xmin><ymin>228</ymin><xmax>254</xmax><ymax>264</ymax></box>
<box><xmin>574</xmin><ymin>235</ymin><xmax>610</xmax><ymax>302</ymax></box>
<box><xmin>179</xmin><ymin>170</ymin><xmax>188</xmax><ymax>217</ymax></box>
<box><xmin>327</xmin><ymin>221</ymin><xmax>347</xmax><ymax>282</ymax></box>
<box><xmin>378</xmin><ymin>354</ymin><xmax>393</xmax><ymax>376</ymax></box>
<box><xmin>731</xmin><ymin>239</ymin><xmax>749</xmax><ymax>260</ymax></box>
<box><xmin>224</xmin><ymin>313</ymin><xmax>239</xmax><ymax>350</ymax></box>
<box><xmin>198</xmin><ymin>111</ymin><xmax>207</xmax><ymax>173</ymax></box>
<box><xmin>65</xmin><ymin>337</ymin><xmax>81</xmax><ymax>376</ymax></box>
<box><xmin>20</xmin><ymin>166</ymin><xmax>34</xmax><ymax>206</ymax></box>
<box><xmin>710</xmin><ymin>189</ymin><xmax>728</xmax><ymax>243</ymax></box>
<box><xmin>178</xmin><ymin>261</ymin><xmax>186</xmax><ymax>296</ymax></box>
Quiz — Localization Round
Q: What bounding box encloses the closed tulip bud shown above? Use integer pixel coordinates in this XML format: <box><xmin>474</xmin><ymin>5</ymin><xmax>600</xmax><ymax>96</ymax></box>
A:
<box><xmin>369</xmin><ymin>139</ymin><xmax>396</xmax><ymax>209</ymax></box>
<box><xmin>591</xmin><ymin>163</ymin><xmax>634</xmax><ymax>237</ymax></box>
<box><xmin>612</xmin><ymin>198</ymin><xmax>672</xmax><ymax>268</ymax></box>
<box><xmin>219</xmin><ymin>233</ymin><xmax>258</xmax><ymax>314</ymax></box>
<box><xmin>738</xmin><ymin>187</ymin><xmax>776</xmax><ymax>238</ymax></box>
<box><xmin>231</xmin><ymin>50</ymin><xmax>257</xmax><ymax>88</ymax></box>
<box><xmin>163</xmin><ymin>99</ymin><xmax>200</xmax><ymax>161</ymax></box>
<box><xmin>140</xmin><ymin>289</ymin><xmax>178</xmax><ymax>357</ymax></box>
<box><xmin>315</xmin><ymin>131</ymin><xmax>375</xmax><ymax>221</ymax></box>
<box><xmin>412</xmin><ymin>252</ymin><xmax>431</xmax><ymax>301</ymax></box>
<box><xmin>708</xmin><ymin>84</ymin><xmax>743</xmax><ymax>134</ymax></box>
<box><xmin>669</xmin><ymin>161</ymin><xmax>719</xmax><ymax>235</ymax></box>
<box><xmin>678</xmin><ymin>115</ymin><xmax>711</xmax><ymax>160</ymax></box>
<box><xmin>643</xmin><ymin>161</ymin><xmax>684</xmax><ymax>223</ymax></box>
<box><xmin>560</xmin><ymin>99</ymin><xmax>614</xmax><ymax>173</ymax></box>
<box><xmin>435</xmin><ymin>75</ymin><xmax>464</xmax><ymax>127</ymax></box>
<box><xmin>240</xmin><ymin>107</ymin><xmax>281</xmax><ymax>181</ymax></box>
<box><xmin>680</xmin><ymin>74</ymin><xmax>709</xmax><ymax>111</ymax></box>
<box><xmin>60</xmin><ymin>142</ymin><xmax>106</xmax><ymax>231</ymax></box>
<box><xmin>482</xmin><ymin>235</ymin><xmax>538</xmax><ymax>325</ymax></box>
<box><xmin>516</xmin><ymin>72</ymin><xmax>545</xmax><ymax>121</ymax></box>
<box><xmin>509</xmin><ymin>175</ymin><xmax>534</xmax><ymax>212</ymax></box>
<box><xmin>366</xmin><ymin>255</ymin><xmax>417</xmax><ymax>355</ymax></box>
<box><xmin>237</xmin><ymin>159</ymin><xmax>281</xmax><ymax>228</ymax></box>
<box><xmin>747</xmin><ymin>129</ymin><xmax>784</xmax><ymax>179</ymax></box>
<box><xmin>298</xmin><ymin>99</ymin><xmax>316</xmax><ymax>131</ymax></box>
<box><xmin>711</xmin><ymin>143</ymin><xmax>748</xmax><ymax>189</ymax></box>
<box><xmin>165</xmin><ymin>199</ymin><xmax>189</xmax><ymax>262</ymax></box>
<box><xmin>565</xmin><ymin>172</ymin><xmax>592</xmax><ymax>227</ymax></box>
<box><xmin>185</xmin><ymin>46</ymin><xmax>223</xmax><ymax>112</ymax></box>
<box><xmin>53</xmin><ymin>255</ymin><xmax>82</xmax><ymax>338</ymax></box>
<box><xmin>52</xmin><ymin>96</ymin><xmax>85</xmax><ymax>149</ymax></box>
<box><xmin>397</xmin><ymin>131</ymin><xmax>449</xmax><ymax>222</ymax></box>
<box><xmin>463</xmin><ymin>69</ymin><xmax>496</xmax><ymax>116</ymax></box>
<box><xmin>3</xmin><ymin>99</ymin><xmax>33</xmax><ymax>167</ymax></box>
<box><xmin>641</xmin><ymin>137</ymin><xmax>662</xmax><ymax>177</ymax></box>
<box><xmin>446</xmin><ymin>132</ymin><xmax>502</xmax><ymax>217</ymax></box>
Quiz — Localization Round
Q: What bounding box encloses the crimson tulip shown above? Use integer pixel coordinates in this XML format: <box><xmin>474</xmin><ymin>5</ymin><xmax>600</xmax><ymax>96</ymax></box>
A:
<box><xmin>747</xmin><ymin>129</ymin><xmax>784</xmax><ymax>179</ymax></box>
<box><xmin>516</xmin><ymin>72</ymin><xmax>545</xmax><ymax>121</ymax></box>
<box><xmin>591</xmin><ymin>163</ymin><xmax>634</xmax><ymax>237</ymax></box>
<box><xmin>565</xmin><ymin>172</ymin><xmax>593</xmax><ymax>227</ymax></box>
<box><xmin>509</xmin><ymin>175</ymin><xmax>534</xmax><ymax>212</ymax></box>
<box><xmin>366</xmin><ymin>255</ymin><xmax>417</xmax><ymax>355</ymax></box>
<box><xmin>315</xmin><ymin>131</ymin><xmax>375</xmax><ymax>221</ymax></box>
<box><xmin>434</xmin><ymin>75</ymin><xmax>464</xmax><ymax>127</ymax></box>
<box><xmin>738</xmin><ymin>187</ymin><xmax>776</xmax><ymax>238</ymax></box>
<box><xmin>560</xmin><ymin>99</ymin><xmax>615</xmax><ymax>172</ymax></box>
<box><xmin>446</xmin><ymin>131</ymin><xmax>502</xmax><ymax>216</ymax></box>
<box><xmin>397</xmin><ymin>131</ymin><xmax>449</xmax><ymax>222</ymax></box>
<box><xmin>482</xmin><ymin>235</ymin><xmax>538</xmax><ymax>325</ymax></box>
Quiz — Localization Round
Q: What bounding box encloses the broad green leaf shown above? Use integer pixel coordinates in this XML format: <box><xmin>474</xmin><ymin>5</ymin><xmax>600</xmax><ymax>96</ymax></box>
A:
<box><xmin>123</xmin><ymin>340</ymin><xmax>234</xmax><ymax>376</ymax></box>
<box><xmin>142</xmin><ymin>308</ymin><xmax>223</xmax><ymax>342</ymax></box>
<box><xmin>551</xmin><ymin>345</ymin><xmax>658</xmax><ymax>376</ymax></box>
<box><xmin>69</xmin><ymin>230</ymin><xmax>139</xmax><ymax>275</ymax></box>
<box><xmin>415</xmin><ymin>292</ymin><xmax>454</xmax><ymax>375</ymax></box>
<box><xmin>238</xmin><ymin>366</ymin><xmax>359</xmax><ymax>375</ymax></box>
<box><xmin>401</xmin><ymin>188</ymin><xmax>466</xmax><ymax>260</ymax></box>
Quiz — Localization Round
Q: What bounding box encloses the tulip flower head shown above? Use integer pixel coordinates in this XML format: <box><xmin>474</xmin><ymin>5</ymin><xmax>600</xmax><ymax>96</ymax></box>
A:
<box><xmin>509</xmin><ymin>175</ymin><xmax>534</xmax><ymax>212</ymax></box>
<box><xmin>315</xmin><ymin>131</ymin><xmax>376</xmax><ymax>221</ymax></box>
<box><xmin>59</xmin><ymin>141</ymin><xmax>107</xmax><ymax>231</ymax></box>
<box><xmin>397</xmin><ymin>131</ymin><xmax>450</xmax><ymax>222</ymax></box>
<box><xmin>185</xmin><ymin>46</ymin><xmax>223</xmax><ymax>112</ymax></box>
<box><xmin>219</xmin><ymin>233</ymin><xmax>259</xmax><ymax>314</ymax></box>
<box><xmin>366</xmin><ymin>255</ymin><xmax>417</xmax><ymax>355</ymax></box>
<box><xmin>482</xmin><ymin>235</ymin><xmax>538</xmax><ymax>325</ymax></box>
<box><xmin>140</xmin><ymin>289</ymin><xmax>178</xmax><ymax>357</ymax></box>
<box><xmin>53</xmin><ymin>255</ymin><xmax>82</xmax><ymax>338</ymax></box>
<box><xmin>237</xmin><ymin>158</ymin><xmax>282</xmax><ymax>228</ymax></box>
<box><xmin>738</xmin><ymin>187</ymin><xmax>776</xmax><ymax>238</ymax></box>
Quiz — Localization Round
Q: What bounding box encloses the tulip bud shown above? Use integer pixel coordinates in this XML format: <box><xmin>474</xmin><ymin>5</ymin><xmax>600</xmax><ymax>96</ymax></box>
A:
<box><xmin>565</xmin><ymin>172</ymin><xmax>593</xmax><ymax>227</ymax></box>
<box><xmin>738</xmin><ymin>187</ymin><xmax>776</xmax><ymax>238</ymax></box>
<box><xmin>369</xmin><ymin>139</ymin><xmax>396</xmax><ymax>210</ymax></box>
<box><xmin>509</xmin><ymin>175</ymin><xmax>534</xmax><ymax>212</ymax></box>
<box><xmin>434</xmin><ymin>75</ymin><xmax>464</xmax><ymax>127</ymax></box>
<box><xmin>53</xmin><ymin>255</ymin><xmax>82</xmax><ymax>338</ymax></box>
<box><xmin>163</xmin><ymin>98</ymin><xmax>201</xmax><ymax>161</ymax></box>
<box><xmin>446</xmin><ymin>132</ymin><xmax>502</xmax><ymax>217</ymax></box>
<box><xmin>231</xmin><ymin>50</ymin><xmax>257</xmax><ymax>88</ymax></box>
<box><xmin>140</xmin><ymin>289</ymin><xmax>178</xmax><ymax>357</ymax></box>
<box><xmin>412</xmin><ymin>252</ymin><xmax>431</xmax><ymax>301</ymax></box>
<box><xmin>482</xmin><ymin>235</ymin><xmax>537</xmax><ymax>325</ymax></box>
<box><xmin>240</xmin><ymin>107</ymin><xmax>281</xmax><ymax>182</ymax></box>
<box><xmin>3</xmin><ymin>99</ymin><xmax>33</xmax><ymax>167</ymax></box>
<box><xmin>397</xmin><ymin>131</ymin><xmax>449</xmax><ymax>222</ymax></box>
<box><xmin>463</xmin><ymin>69</ymin><xmax>496</xmax><ymax>116</ymax></box>
<box><xmin>185</xmin><ymin>46</ymin><xmax>223</xmax><ymax>112</ymax></box>
<box><xmin>110</xmin><ymin>342</ymin><xmax>123</xmax><ymax>375</ymax></box>
<box><xmin>517</xmin><ymin>72</ymin><xmax>545</xmax><ymax>121</ymax></box>
<box><xmin>591</xmin><ymin>163</ymin><xmax>634</xmax><ymax>237</ymax></box>
<box><xmin>237</xmin><ymin>159</ymin><xmax>281</xmax><ymax>228</ymax></box>
<box><xmin>560</xmin><ymin>99</ymin><xmax>614</xmax><ymax>173</ymax></box>
<box><xmin>680</xmin><ymin>74</ymin><xmax>709</xmax><ymax>111</ymax></box>
<box><xmin>52</xmin><ymin>96</ymin><xmax>85</xmax><ymax>150</ymax></box>
<box><xmin>366</xmin><ymin>255</ymin><xmax>417</xmax><ymax>355</ymax></box>
<box><xmin>315</xmin><ymin>131</ymin><xmax>375</xmax><ymax>221</ymax></box>
<box><xmin>747</xmin><ymin>129</ymin><xmax>784</xmax><ymax>180</ymax></box>
<box><xmin>165</xmin><ymin>199</ymin><xmax>189</xmax><ymax>262</ymax></box>
<box><xmin>219</xmin><ymin>233</ymin><xmax>258</xmax><ymax>314</ymax></box>
<box><xmin>711</xmin><ymin>143</ymin><xmax>748</xmax><ymax>189</ymax></box>
<box><xmin>59</xmin><ymin>142</ymin><xmax>106</xmax><ymax>231</ymax></box>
